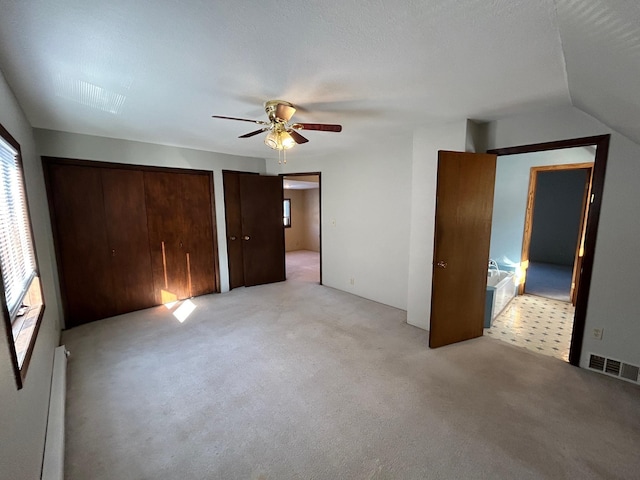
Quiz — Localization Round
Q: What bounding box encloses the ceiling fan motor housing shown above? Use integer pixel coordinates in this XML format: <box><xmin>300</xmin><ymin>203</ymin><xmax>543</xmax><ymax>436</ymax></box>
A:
<box><xmin>264</xmin><ymin>100</ymin><xmax>296</xmax><ymax>123</ymax></box>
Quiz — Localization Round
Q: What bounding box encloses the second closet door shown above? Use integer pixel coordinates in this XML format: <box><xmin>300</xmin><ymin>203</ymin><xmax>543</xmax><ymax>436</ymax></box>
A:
<box><xmin>101</xmin><ymin>169</ymin><xmax>155</xmax><ymax>314</ymax></box>
<box><xmin>180</xmin><ymin>172</ymin><xmax>216</xmax><ymax>297</ymax></box>
<box><xmin>144</xmin><ymin>171</ymin><xmax>215</xmax><ymax>302</ymax></box>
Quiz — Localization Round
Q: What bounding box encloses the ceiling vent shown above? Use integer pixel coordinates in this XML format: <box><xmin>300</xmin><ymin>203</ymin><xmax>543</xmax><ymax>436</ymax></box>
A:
<box><xmin>589</xmin><ymin>354</ymin><xmax>639</xmax><ymax>384</ymax></box>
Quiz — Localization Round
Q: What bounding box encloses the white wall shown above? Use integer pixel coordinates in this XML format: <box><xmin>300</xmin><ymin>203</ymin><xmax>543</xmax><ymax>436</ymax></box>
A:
<box><xmin>0</xmin><ymin>71</ymin><xmax>62</xmax><ymax>480</ymax></box>
<box><xmin>406</xmin><ymin>121</ymin><xmax>468</xmax><ymax>329</ymax></box>
<box><xmin>267</xmin><ymin>136</ymin><xmax>412</xmax><ymax>310</ymax></box>
<box><xmin>33</xmin><ymin>129</ymin><xmax>266</xmax><ymax>296</ymax></box>
<box><xmin>486</xmin><ymin>105</ymin><xmax>640</xmax><ymax>369</ymax></box>
<box><xmin>490</xmin><ymin>147</ymin><xmax>595</xmax><ymax>267</ymax></box>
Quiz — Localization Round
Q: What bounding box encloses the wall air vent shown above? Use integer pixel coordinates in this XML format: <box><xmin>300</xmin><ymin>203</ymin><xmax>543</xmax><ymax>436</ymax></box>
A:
<box><xmin>589</xmin><ymin>354</ymin><xmax>639</xmax><ymax>385</ymax></box>
<box><xmin>589</xmin><ymin>354</ymin><xmax>605</xmax><ymax>371</ymax></box>
<box><xmin>621</xmin><ymin>363</ymin><xmax>640</xmax><ymax>382</ymax></box>
<box><xmin>605</xmin><ymin>359</ymin><xmax>621</xmax><ymax>375</ymax></box>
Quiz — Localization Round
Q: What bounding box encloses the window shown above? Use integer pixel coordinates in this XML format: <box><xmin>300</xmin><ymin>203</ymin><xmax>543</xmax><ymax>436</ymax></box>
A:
<box><xmin>0</xmin><ymin>123</ymin><xmax>44</xmax><ymax>389</ymax></box>
<box><xmin>283</xmin><ymin>198</ymin><xmax>291</xmax><ymax>228</ymax></box>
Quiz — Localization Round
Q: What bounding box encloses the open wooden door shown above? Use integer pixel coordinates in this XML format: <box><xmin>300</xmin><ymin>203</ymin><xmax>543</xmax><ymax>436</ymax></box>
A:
<box><xmin>429</xmin><ymin>151</ymin><xmax>497</xmax><ymax>348</ymax></box>
<box><xmin>239</xmin><ymin>175</ymin><xmax>286</xmax><ymax>286</ymax></box>
<box><xmin>223</xmin><ymin>171</ymin><xmax>253</xmax><ymax>289</ymax></box>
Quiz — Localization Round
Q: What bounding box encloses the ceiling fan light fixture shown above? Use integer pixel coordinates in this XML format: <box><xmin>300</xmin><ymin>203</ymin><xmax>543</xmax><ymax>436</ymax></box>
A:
<box><xmin>264</xmin><ymin>130</ymin><xmax>279</xmax><ymax>149</ymax></box>
<box><xmin>264</xmin><ymin>130</ymin><xmax>296</xmax><ymax>150</ymax></box>
<box><xmin>280</xmin><ymin>131</ymin><xmax>296</xmax><ymax>150</ymax></box>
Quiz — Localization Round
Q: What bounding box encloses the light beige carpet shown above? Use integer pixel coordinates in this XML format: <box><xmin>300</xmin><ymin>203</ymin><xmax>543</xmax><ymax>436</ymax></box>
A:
<box><xmin>62</xmin><ymin>252</ymin><xmax>640</xmax><ymax>479</ymax></box>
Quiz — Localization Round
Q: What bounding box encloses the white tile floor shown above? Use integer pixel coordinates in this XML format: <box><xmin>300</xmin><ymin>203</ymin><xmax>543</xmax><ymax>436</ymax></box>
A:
<box><xmin>484</xmin><ymin>294</ymin><xmax>575</xmax><ymax>362</ymax></box>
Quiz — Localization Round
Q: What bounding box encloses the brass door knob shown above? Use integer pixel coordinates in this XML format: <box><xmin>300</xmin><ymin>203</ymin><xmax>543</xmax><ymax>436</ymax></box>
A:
<box><xmin>435</xmin><ymin>260</ymin><xmax>448</xmax><ymax>268</ymax></box>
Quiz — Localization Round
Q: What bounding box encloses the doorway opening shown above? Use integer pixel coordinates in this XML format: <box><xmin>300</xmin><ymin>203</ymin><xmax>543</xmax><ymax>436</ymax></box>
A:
<box><xmin>485</xmin><ymin>153</ymin><xmax>595</xmax><ymax>361</ymax></box>
<box><xmin>486</xmin><ymin>135</ymin><xmax>609</xmax><ymax>366</ymax></box>
<box><xmin>282</xmin><ymin>173</ymin><xmax>322</xmax><ymax>284</ymax></box>
<box><xmin>522</xmin><ymin>163</ymin><xmax>594</xmax><ymax>304</ymax></box>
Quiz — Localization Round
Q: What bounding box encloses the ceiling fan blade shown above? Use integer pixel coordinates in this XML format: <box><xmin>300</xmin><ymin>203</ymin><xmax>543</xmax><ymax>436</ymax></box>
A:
<box><xmin>212</xmin><ymin>115</ymin><xmax>268</xmax><ymax>125</ymax></box>
<box><xmin>292</xmin><ymin>123</ymin><xmax>342</xmax><ymax>132</ymax></box>
<box><xmin>276</xmin><ymin>103</ymin><xmax>296</xmax><ymax>122</ymax></box>
<box><xmin>238</xmin><ymin>128</ymin><xmax>268</xmax><ymax>138</ymax></box>
<box><xmin>288</xmin><ymin>130</ymin><xmax>309</xmax><ymax>144</ymax></box>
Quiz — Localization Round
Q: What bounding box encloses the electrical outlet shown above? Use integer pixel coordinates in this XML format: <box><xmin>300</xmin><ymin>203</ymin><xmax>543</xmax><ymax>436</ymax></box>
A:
<box><xmin>331</xmin><ymin>218</ymin><xmax>336</xmax><ymax>227</ymax></box>
<box><xmin>592</xmin><ymin>328</ymin><xmax>604</xmax><ymax>340</ymax></box>
<box><xmin>349</xmin><ymin>277</ymin><xmax>355</xmax><ymax>285</ymax></box>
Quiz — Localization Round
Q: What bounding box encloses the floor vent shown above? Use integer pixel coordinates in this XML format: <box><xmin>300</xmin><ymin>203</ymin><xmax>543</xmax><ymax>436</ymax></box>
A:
<box><xmin>589</xmin><ymin>354</ymin><xmax>639</xmax><ymax>384</ymax></box>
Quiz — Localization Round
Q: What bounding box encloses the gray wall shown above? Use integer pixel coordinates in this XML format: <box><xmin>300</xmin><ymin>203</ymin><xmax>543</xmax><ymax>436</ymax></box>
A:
<box><xmin>0</xmin><ymin>70</ymin><xmax>62</xmax><ymax>480</ymax></box>
<box><xmin>267</xmin><ymin>135</ymin><xmax>413</xmax><ymax>311</ymax></box>
<box><xmin>529</xmin><ymin>169</ymin><xmax>588</xmax><ymax>266</ymax></box>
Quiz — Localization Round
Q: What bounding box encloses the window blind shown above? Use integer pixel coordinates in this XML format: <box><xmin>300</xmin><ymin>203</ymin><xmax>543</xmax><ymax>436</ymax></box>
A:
<box><xmin>0</xmin><ymin>136</ymin><xmax>36</xmax><ymax>321</ymax></box>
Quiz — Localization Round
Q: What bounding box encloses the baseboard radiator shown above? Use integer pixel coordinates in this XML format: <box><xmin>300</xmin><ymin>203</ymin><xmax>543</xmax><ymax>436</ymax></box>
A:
<box><xmin>41</xmin><ymin>345</ymin><xmax>68</xmax><ymax>480</ymax></box>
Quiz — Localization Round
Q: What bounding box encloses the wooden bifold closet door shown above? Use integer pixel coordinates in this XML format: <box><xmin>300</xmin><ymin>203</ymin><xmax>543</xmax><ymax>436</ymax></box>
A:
<box><xmin>47</xmin><ymin>164</ymin><xmax>155</xmax><ymax>326</ymax></box>
<box><xmin>144</xmin><ymin>171</ymin><xmax>216</xmax><ymax>303</ymax></box>
<box><xmin>48</xmin><ymin>164</ymin><xmax>115</xmax><ymax>326</ymax></box>
<box><xmin>44</xmin><ymin>159</ymin><xmax>218</xmax><ymax>328</ymax></box>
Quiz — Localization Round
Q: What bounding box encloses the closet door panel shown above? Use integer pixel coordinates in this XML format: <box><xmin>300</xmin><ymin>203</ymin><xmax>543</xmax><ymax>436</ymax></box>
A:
<box><xmin>222</xmin><ymin>171</ymin><xmax>245</xmax><ymax>289</ymax></box>
<box><xmin>144</xmin><ymin>171</ymin><xmax>189</xmax><ymax>301</ymax></box>
<box><xmin>101</xmin><ymin>169</ymin><xmax>155</xmax><ymax>314</ymax></box>
<box><xmin>48</xmin><ymin>164</ymin><xmax>114</xmax><ymax>326</ymax></box>
<box><xmin>181</xmin><ymin>173</ymin><xmax>216</xmax><ymax>297</ymax></box>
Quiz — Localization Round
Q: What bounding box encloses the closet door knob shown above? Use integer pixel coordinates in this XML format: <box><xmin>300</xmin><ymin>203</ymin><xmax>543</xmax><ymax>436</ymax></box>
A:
<box><xmin>230</xmin><ymin>236</ymin><xmax>237</xmax><ymax>241</ymax></box>
<box><xmin>243</xmin><ymin>235</ymin><xmax>251</xmax><ymax>241</ymax></box>
<box><xmin>111</xmin><ymin>249</ymin><xmax>116</xmax><ymax>256</ymax></box>
<box><xmin>435</xmin><ymin>260</ymin><xmax>447</xmax><ymax>269</ymax></box>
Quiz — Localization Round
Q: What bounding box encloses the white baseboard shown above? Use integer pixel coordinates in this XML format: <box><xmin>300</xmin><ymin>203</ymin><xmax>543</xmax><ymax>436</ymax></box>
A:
<box><xmin>41</xmin><ymin>345</ymin><xmax>67</xmax><ymax>480</ymax></box>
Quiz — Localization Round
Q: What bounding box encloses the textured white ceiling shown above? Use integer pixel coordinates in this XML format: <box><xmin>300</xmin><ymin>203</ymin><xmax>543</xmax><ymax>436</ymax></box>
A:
<box><xmin>556</xmin><ymin>0</ymin><xmax>640</xmax><ymax>144</ymax></box>
<box><xmin>0</xmin><ymin>1</ymin><xmax>636</xmax><ymax>158</ymax></box>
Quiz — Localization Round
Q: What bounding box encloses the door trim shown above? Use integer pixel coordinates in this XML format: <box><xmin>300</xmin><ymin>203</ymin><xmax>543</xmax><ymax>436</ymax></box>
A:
<box><xmin>279</xmin><ymin>172</ymin><xmax>323</xmax><ymax>285</ymax></box>
<box><xmin>488</xmin><ymin>134</ymin><xmax>610</xmax><ymax>366</ymax></box>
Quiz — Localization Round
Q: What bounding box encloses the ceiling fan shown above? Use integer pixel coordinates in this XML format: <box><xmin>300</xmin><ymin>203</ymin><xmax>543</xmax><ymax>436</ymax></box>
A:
<box><xmin>212</xmin><ymin>100</ymin><xmax>342</xmax><ymax>151</ymax></box>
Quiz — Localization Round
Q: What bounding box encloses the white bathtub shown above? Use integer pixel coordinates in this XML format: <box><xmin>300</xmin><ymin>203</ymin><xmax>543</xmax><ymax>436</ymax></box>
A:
<box><xmin>484</xmin><ymin>271</ymin><xmax>517</xmax><ymax>328</ymax></box>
